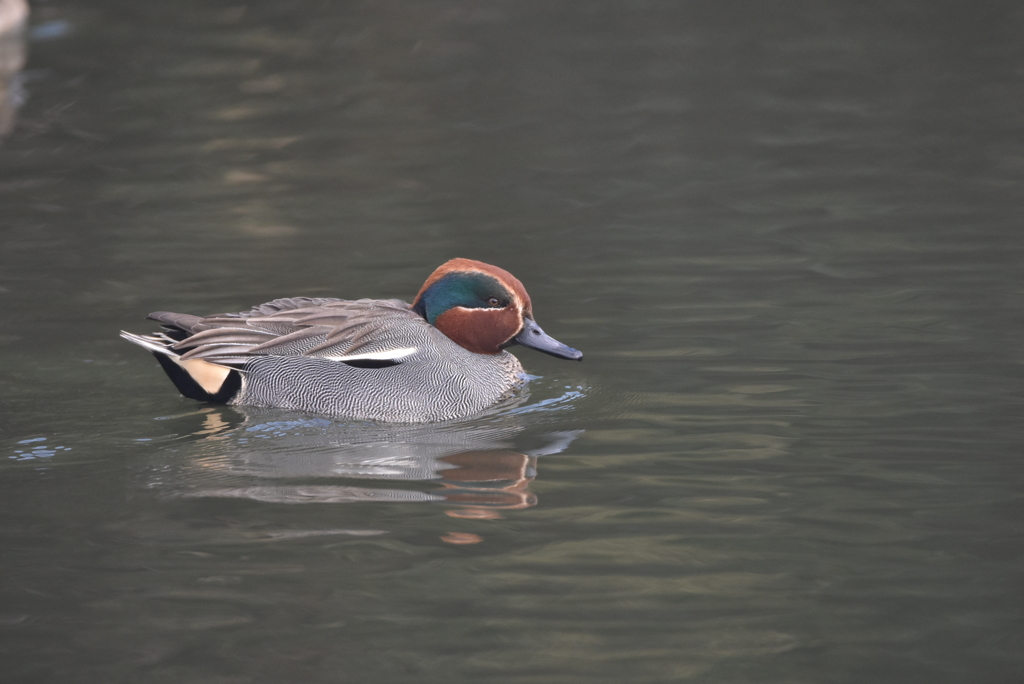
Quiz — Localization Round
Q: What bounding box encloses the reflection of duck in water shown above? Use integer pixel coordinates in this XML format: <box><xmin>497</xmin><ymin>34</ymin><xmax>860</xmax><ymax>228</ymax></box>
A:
<box><xmin>165</xmin><ymin>406</ymin><xmax>582</xmax><ymax>520</ymax></box>
<box><xmin>122</xmin><ymin>259</ymin><xmax>582</xmax><ymax>422</ymax></box>
<box><xmin>438</xmin><ymin>449</ymin><xmax>539</xmax><ymax>515</ymax></box>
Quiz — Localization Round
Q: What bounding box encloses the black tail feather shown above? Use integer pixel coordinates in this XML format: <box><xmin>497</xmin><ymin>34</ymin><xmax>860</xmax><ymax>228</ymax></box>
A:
<box><xmin>153</xmin><ymin>354</ymin><xmax>242</xmax><ymax>403</ymax></box>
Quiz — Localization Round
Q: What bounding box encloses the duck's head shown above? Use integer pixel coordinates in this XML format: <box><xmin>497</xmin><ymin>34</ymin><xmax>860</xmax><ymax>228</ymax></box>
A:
<box><xmin>411</xmin><ymin>258</ymin><xmax>582</xmax><ymax>360</ymax></box>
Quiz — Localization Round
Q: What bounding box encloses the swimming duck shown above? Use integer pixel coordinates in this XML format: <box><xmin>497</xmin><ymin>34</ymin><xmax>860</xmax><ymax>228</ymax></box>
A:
<box><xmin>120</xmin><ymin>258</ymin><xmax>582</xmax><ymax>422</ymax></box>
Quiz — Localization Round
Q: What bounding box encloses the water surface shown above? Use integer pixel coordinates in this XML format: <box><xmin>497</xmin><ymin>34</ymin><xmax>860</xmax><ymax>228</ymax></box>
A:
<box><xmin>2</xmin><ymin>1</ymin><xmax>1023</xmax><ymax>682</ymax></box>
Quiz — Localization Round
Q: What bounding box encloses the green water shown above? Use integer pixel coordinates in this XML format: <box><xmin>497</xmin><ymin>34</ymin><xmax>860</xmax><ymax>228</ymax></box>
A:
<box><xmin>2</xmin><ymin>1</ymin><xmax>1023</xmax><ymax>682</ymax></box>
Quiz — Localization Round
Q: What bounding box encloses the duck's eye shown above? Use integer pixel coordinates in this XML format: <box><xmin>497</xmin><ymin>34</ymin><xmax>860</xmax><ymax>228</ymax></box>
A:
<box><xmin>487</xmin><ymin>297</ymin><xmax>500</xmax><ymax>307</ymax></box>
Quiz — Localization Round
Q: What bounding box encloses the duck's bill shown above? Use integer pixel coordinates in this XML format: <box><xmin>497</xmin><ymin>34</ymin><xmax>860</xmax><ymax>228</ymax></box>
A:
<box><xmin>512</xmin><ymin>318</ymin><xmax>583</xmax><ymax>361</ymax></box>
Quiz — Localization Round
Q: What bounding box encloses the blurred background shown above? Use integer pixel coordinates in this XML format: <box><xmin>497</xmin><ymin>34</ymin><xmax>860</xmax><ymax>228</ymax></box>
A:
<box><xmin>1</xmin><ymin>1</ymin><xmax>1023</xmax><ymax>682</ymax></box>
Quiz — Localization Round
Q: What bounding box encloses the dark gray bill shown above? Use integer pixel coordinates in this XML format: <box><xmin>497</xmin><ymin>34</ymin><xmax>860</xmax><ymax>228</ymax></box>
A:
<box><xmin>512</xmin><ymin>317</ymin><xmax>583</xmax><ymax>360</ymax></box>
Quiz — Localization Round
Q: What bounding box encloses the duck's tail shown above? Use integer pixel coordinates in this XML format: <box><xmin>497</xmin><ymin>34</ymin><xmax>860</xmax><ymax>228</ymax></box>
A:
<box><xmin>120</xmin><ymin>330</ymin><xmax>242</xmax><ymax>403</ymax></box>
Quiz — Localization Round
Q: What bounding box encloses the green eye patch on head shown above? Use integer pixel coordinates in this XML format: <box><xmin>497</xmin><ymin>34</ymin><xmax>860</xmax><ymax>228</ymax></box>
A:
<box><xmin>412</xmin><ymin>272</ymin><xmax>511</xmax><ymax>324</ymax></box>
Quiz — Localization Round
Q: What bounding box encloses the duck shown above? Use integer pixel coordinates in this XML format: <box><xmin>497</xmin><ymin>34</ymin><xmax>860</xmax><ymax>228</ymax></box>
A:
<box><xmin>120</xmin><ymin>258</ymin><xmax>582</xmax><ymax>423</ymax></box>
